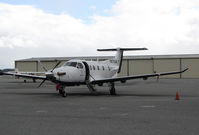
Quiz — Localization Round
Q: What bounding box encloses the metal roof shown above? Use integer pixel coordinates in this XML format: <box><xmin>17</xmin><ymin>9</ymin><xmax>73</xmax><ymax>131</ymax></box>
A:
<box><xmin>15</xmin><ymin>54</ymin><xmax>199</xmax><ymax>62</ymax></box>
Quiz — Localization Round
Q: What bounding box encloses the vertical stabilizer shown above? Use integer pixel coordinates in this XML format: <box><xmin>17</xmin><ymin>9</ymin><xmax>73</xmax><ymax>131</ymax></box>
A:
<box><xmin>97</xmin><ymin>47</ymin><xmax>148</xmax><ymax>73</ymax></box>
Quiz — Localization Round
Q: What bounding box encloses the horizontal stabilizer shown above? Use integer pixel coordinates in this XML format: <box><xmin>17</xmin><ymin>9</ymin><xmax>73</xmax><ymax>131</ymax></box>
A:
<box><xmin>97</xmin><ymin>47</ymin><xmax>148</xmax><ymax>51</ymax></box>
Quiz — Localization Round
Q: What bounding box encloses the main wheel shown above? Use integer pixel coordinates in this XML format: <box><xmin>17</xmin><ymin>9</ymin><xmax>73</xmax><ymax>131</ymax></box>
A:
<box><xmin>110</xmin><ymin>88</ymin><xmax>116</xmax><ymax>95</ymax></box>
<box><xmin>62</xmin><ymin>91</ymin><xmax>67</xmax><ymax>97</ymax></box>
<box><xmin>33</xmin><ymin>79</ymin><xmax>36</xmax><ymax>83</ymax></box>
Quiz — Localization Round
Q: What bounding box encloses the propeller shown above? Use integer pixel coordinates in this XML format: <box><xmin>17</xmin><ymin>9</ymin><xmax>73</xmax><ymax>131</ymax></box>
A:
<box><xmin>37</xmin><ymin>79</ymin><xmax>46</xmax><ymax>88</ymax></box>
<box><xmin>51</xmin><ymin>61</ymin><xmax>61</xmax><ymax>72</ymax></box>
<box><xmin>37</xmin><ymin>72</ymin><xmax>56</xmax><ymax>88</ymax></box>
<box><xmin>37</xmin><ymin>60</ymin><xmax>61</xmax><ymax>87</ymax></box>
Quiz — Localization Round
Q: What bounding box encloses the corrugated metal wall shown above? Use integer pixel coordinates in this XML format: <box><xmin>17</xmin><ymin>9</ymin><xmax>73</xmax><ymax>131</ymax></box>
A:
<box><xmin>118</xmin><ymin>58</ymin><xmax>199</xmax><ymax>78</ymax></box>
<box><xmin>153</xmin><ymin>59</ymin><xmax>180</xmax><ymax>78</ymax></box>
<box><xmin>129</xmin><ymin>59</ymin><xmax>153</xmax><ymax>75</ymax></box>
<box><xmin>15</xmin><ymin>57</ymin><xmax>199</xmax><ymax>78</ymax></box>
<box><xmin>16</xmin><ymin>61</ymin><xmax>37</xmax><ymax>72</ymax></box>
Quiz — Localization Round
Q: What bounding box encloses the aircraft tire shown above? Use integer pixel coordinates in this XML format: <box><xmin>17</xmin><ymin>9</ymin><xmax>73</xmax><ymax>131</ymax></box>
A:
<box><xmin>33</xmin><ymin>79</ymin><xmax>36</xmax><ymax>83</ymax></box>
<box><xmin>110</xmin><ymin>88</ymin><xmax>116</xmax><ymax>95</ymax></box>
<box><xmin>62</xmin><ymin>91</ymin><xmax>67</xmax><ymax>97</ymax></box>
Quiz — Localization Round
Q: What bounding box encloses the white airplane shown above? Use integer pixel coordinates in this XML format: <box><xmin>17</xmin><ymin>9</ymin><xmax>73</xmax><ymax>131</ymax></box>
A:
<box><xmin>0</xmin><ymin>48</ymin><xmax>188</xmax><ymax>97</ymax></box>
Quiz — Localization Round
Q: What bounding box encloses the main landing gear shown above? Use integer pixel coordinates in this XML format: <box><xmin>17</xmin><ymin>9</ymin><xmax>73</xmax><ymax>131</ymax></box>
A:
<box><xmin>87</xmin><ymin>81</ymin><xmax>116</xmax><ymax>96</ymax></box>
<box><xmin>56</xmin><ymin>84</ymin><xmax>66</xmax><ymax>97</ymax></box>
<box><xmin>109</xmin><ymin>82</ymin><xmax>116</xmax><ymax>95</ymax></box>
<box><xmin>86</xmin><ymin>81</ymin><xmax>97</xmax><ymax>94</ymax></box>
<box><xmin>55</xmin><ymin>82</ymin><xmax>116</xmax><ymax>97</ymax></box>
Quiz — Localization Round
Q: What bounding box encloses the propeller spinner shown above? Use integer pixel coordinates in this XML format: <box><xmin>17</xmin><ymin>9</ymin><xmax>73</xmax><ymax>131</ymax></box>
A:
<box><xmin>37</xmin><ymin>60</ymin><xmax>61</xmax><ymax>87</ymax></box>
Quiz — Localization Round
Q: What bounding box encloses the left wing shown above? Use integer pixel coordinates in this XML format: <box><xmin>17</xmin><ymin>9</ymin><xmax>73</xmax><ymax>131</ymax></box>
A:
<box><xmin>0</xmin><ymin>71</ymin><xmax>46</xmax><ymax>80</ymax></box>
<box><xmin>90</xmin><ymin>68</ymin><xmax>188</xmax><ymax>84</ymax></box>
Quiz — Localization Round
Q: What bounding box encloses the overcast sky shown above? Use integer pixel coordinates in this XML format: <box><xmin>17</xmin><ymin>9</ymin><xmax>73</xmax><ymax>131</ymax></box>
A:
<box><xmin>0</xmin><ymin>0</ymin><xmax>199</xmax><ymax>68</ymax></box>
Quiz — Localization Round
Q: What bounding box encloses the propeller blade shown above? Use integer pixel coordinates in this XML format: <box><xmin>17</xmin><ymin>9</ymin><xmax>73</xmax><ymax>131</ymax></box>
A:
<box><xmin>37</xmin><ymin>79</ymin><xmax>46</xmax><ymax>88</ymax></box>
<box><xmin>51</xmin><ymin>61</ymin><xmax>61</xmax><ymax>72</ymax></box>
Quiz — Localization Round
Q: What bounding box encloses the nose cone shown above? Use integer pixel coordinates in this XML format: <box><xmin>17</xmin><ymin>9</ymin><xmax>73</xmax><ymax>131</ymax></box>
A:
<box><xmin>48</xmin><ymin>67</ymin><xmax>66</xmax><ymax>79</ymax></box>
<box><xmin>50</xmin><ymin>67</ymin><xmax>70</xmax><ymax>82</ymax></box>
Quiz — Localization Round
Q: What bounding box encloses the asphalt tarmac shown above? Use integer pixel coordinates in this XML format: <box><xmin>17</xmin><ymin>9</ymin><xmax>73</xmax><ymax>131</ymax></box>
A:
<box><xmin>0</xmin><ymin>76</ymin><xmax>199</xmax><ymax>135</ymax></box>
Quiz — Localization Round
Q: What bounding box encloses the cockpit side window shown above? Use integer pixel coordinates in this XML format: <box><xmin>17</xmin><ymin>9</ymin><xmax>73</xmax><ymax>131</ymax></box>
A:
<box><xmin>77</xmin><ymin>63</ymin><xmax>83</xmax><ymax>69</ymax></box>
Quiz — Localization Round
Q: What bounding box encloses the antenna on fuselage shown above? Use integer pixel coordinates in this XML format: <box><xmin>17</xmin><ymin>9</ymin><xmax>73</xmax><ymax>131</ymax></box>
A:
<box><xmin>97</xmin><ymin>47</ymin><xmax>148</xmax><ymax>73</ymax></box>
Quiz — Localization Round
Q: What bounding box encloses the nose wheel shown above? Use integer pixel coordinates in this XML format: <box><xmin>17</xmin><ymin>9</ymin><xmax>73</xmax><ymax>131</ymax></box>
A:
<box><xmin>61</xmin><ymin>90</ymin><xmax>67</xmax><ymax>97</ymax></box>
<box><xmin>56</xmin><ymin>84</ymin><xmax>67</xmax><ymax>97</ymax></box>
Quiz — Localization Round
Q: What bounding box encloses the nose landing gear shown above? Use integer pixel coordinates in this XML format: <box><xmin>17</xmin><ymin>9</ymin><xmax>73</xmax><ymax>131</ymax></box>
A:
<box><xmin>60</xmin><ymin>90</ymin><xmax>67</xmax><ymax>97</ymax></box>
<box><xmin>56</xmin><ymin>84</ymin><xmax>67</xmax><ymax>97</ymax></box>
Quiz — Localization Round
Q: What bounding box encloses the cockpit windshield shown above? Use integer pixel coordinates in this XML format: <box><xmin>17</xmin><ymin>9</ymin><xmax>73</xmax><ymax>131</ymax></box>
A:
<box><xmin>62</xmin><ymin>61</ymin><xmax>84</xmax><ymax>69</ymax></box>
<box><xmin>63</xmin><ymin>62</ymin><xmax>77</xmax><ymax>67</ymax></box>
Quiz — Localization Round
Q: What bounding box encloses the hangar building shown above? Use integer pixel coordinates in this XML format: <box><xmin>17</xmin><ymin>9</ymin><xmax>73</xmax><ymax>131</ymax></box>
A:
<box><xmin>15</xmin><ymin>54</ymin><xmax>199</xmax><ymax>78</ymax></box>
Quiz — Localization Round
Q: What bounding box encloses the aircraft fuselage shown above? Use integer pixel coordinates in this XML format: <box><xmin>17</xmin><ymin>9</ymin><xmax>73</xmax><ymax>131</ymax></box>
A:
<box><xmin>51</xmin><ymin>59</ymin><xmax>118</xmax><ymax>86</ymax></box>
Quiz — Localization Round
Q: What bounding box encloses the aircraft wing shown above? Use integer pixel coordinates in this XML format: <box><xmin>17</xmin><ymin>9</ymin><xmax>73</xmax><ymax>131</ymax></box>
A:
<box><xmin>0</xmin><ymin>71</ymin><xmax>46</xmax><ymax>80</ymax></box>
<box><xmin>90</xmin><ymin>68</ymin><xmax>188</xmax><ymax>84</ymax></box>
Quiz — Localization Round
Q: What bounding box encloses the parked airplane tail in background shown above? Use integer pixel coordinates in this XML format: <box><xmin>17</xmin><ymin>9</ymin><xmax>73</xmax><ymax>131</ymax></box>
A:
<box><xmin>97</xmin><ymin>47</ymin><xmax>148</xmax><ymax>73</ymax></box>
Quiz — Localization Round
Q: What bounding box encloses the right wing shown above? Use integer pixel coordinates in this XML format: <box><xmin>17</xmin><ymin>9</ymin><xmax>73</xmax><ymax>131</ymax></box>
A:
<box><xmin>90</xmin><ymin>68</ymin><xmax>188</xmax><ymax>84</ymax></box>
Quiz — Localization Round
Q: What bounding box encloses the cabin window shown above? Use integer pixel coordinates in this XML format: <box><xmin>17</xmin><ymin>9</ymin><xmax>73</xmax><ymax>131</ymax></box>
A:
<box><xmin>89</xmin><ymin>65</ymin><xmax>92</xmax><ymax>70</ymax></box>
<box><xmin>63</xmin><ymin>62</ymin><xmax>77</xmax><ymax>67</ymax></box>
<box><xmin>93</xmin><ymin>65</ymin><xmax>95</xmax><ymax>70</ymax></box>
<box><xmin>97</xmin><ymin>66</ymin><xmax>100</xmax><ymax>70</ymax></box>
<box><xmin>102</xmin><ymin>66</ymin><xmax>105</xmax><ymax>70</ymax></box>
<box><xmin>77</xmin><ymin>63</ymin><xmax>83</xmax><ymax>69</ymax></box>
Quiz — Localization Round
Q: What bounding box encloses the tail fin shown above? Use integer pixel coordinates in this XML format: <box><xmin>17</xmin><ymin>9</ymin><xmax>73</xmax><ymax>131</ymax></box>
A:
<box><xmin>97</xmin><ymin>47</ymin><xmax>147</xmax><ymax>73</ymax></box>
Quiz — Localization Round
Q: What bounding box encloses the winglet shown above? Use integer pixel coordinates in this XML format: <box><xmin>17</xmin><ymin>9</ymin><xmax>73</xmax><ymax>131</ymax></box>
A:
<box><xmin>181</xmin><ymin>68</ymin><xmax>189</xmax><ymax>73</ymax></box>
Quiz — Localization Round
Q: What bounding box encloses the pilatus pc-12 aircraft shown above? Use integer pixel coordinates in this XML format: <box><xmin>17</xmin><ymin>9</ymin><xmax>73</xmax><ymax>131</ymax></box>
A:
<box><xmin>0</xmin><ymin>48</ymin><xmax>188</xmax><ymax>97</ymax></box>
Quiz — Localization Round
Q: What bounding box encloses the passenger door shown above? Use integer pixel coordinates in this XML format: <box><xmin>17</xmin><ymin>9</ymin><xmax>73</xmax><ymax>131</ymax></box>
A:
<box><xmin>76</xmin><ymin>62</ymin><xmax>85</xmax><ymax>82</ymax></box>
